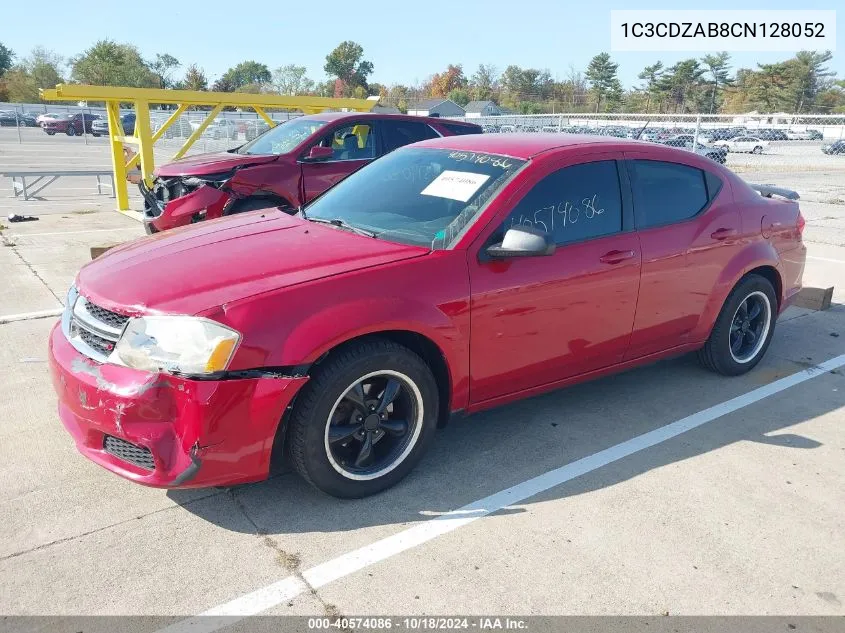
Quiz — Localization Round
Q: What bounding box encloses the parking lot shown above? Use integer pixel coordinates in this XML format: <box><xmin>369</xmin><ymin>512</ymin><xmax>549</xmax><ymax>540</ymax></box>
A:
<box><xmin>1</xmin><ymin>133</ymin><xmax>844</xmax><ymax>627</ymax></box>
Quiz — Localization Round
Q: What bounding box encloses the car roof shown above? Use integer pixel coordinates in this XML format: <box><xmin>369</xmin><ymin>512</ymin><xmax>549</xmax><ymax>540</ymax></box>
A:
<box><xmin>298</xmin><ymin>111</ymin><xmax>478</xmax><ymax>126</ymax></box>
<box><xmin>408</xmin><ymin>133</ymin><xmax>649</xmax><ymax>159</ymax></box>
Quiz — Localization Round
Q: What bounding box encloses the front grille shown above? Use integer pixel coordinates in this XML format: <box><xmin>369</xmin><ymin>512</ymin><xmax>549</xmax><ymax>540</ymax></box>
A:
<box><xmin>103</xmin><ymin>435</ymin><xmax>154</xmax><ymax>470</ymax></box>
<box><xmin>77</xmin><ymin>327</ymin><xmax>116</xmax><ymax>355</ymax></box>
<box><xmin>83</xmin><ymin>301</ymin><xmax>129</xmax><ymax>329</ymax></box>
<box><xmin>67</xmin><ymin>297</ymin><xmax>129</xmax><ymax>362</ymax></box>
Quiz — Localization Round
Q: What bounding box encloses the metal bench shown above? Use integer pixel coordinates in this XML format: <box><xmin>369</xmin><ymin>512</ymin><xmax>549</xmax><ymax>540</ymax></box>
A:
<box><xmin>0</xmin><ymin>170</ymin><xmax>115</xmax><ymax>201</ymax></box>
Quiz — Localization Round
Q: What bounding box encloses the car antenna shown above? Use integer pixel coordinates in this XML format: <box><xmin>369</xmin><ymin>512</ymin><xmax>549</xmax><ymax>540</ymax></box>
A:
<box><xmin>634</xmin><ymin>119</ymin><xmax>650</xmax><ymax>140</ymax></box>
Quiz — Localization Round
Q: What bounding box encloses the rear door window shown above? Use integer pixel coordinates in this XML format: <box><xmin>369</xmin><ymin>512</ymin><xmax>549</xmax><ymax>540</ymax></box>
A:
<box><xmin>628</xmin><ymin>160</ymin><xmax>710</xmax><ymax>229</ymax></box>
<box><xmin>381</xmin><ymin>120</ymin><xmax>440</xmax><ymax>153</ymax></box>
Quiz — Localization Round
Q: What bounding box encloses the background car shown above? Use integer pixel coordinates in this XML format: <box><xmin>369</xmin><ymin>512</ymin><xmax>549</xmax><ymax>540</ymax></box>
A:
<box><xmin>786</xmin><ymin>130</ymin><xmax>814</xmax><ymax>140</ymax></box>
<box><xmin>821</xmin><ymin>140</ymin><xmax>845</xmax><ymax>155</ymax></box>
<box><xmin>41</xmin><ymin>112</ymin><xmax>101</xmax><ymax>136</ymax></box>
<box><xmin>206</xmin><ymin>118</ymin><xmax>239</xmax><ymax>140</ymax></box>
<box><xmin>141</xmin><ymin>112</ymin><xmax>483</xmax><ymax>233</ymax></box>
<box><xmin>714</xmin><ymin>136</ymin><xmax>768</xmax><ymax>154</ymax></box>
<box><xmin>36</xmin><ymin>112</ymin><xmax>63</xmax><ymax>125</ymax></box>
<box><xmin>91</xmin><ymin>113</ymin><xmax>136</xmax><ymax>137</ymax></box>
<box><xmin>0</xmin><ymin>110</ymin><xmax>37</xmax><ymax>126</ymax></box>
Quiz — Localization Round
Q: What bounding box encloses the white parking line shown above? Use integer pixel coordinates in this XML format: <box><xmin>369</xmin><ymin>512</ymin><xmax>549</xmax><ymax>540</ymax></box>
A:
<box><xmin>0</xmin><ymin>307</ymin><xmax>63</xmax><ymax>324</ymax></box>
<box><xmin>158</xmin><ymin>353</ymin><xmax>845</xmax><ymax>633</ymax></box>
<box><xmin>807</xmin><ymin>255</ymin><xmax>845</xmax><ymax>265</ymax></box>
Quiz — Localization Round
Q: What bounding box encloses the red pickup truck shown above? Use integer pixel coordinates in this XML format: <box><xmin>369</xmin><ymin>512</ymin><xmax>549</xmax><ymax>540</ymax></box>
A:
<box><xmin>140</xmin><ymin>112</ymin><xmax>482</xmax><ymax>233</ymax></box>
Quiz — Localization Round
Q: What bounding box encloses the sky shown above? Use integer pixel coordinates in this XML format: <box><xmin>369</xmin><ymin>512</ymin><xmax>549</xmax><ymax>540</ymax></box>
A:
<box><xmin>2</xmin><ymin>0</ymin><xmax>841</xmax><ymax>90</ymax></box>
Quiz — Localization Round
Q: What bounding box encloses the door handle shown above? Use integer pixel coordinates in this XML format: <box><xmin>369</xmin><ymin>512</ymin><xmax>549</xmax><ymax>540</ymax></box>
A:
<box><xmin>599</xmin><ymin>249</ymin><xmax>636</xmax><ymax>264</ymax></box>
<box><xmin>710</xmin><ymin>228</ymin><xmax>738</xmax><ymax>241</ymax></box>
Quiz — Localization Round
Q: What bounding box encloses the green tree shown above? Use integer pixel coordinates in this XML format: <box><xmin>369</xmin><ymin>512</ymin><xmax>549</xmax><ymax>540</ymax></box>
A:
<box><xmin>70</xmin><ymin>40</ymin><xmax>157</xmax><ymax>87</ymax></box>
<box><xmin>637</xmin><ymin>61</ymin><xmax>664</xmax><ymax>112</ymax></box>
<box><xmin>0</xmin><ymin>42</ymin><xmax>13</xmax><ymax>77</ymax></box>
<box><xmin>657</xmin><ymin>59</ymin><xmax>706</xmax><ymax>112</ymax></box>
<box><xmin>214</xmin><ymin>60</ymin><xmax>271</xmax><ymax>92</ymax></box>
<box><xmin>469</xmin><ymin>64</ymin><xmax>498</xmax><ymax>101</ymax></box>
<box><xmin>701</xmin><ymin>52</ymin><xmax>732</xmax><ymax>113</ymax></box>
<box><xmin>180</xmin><ymin>64</ymin><xmax>208</xmax><ymax>91</ymax></box>
<box><xmin>585</xmin><ymin>53</ymin><xmax>622</xmax><ymax>112</ymax></box>
<box><xmin>149</xmin><ymin>53</ymin><xmax>180</xmax><ymax>89</ymax></box>
<box><xmin>324</xmin><ymin>41</ymin><xmax>373</xmax><ymax>93</ymax></box>
<box><xmin>448</xmin><ymin>88</ymin><xmax>471</xmax><ymax>106</ymax></box>
<box><xmin>789</xmin><ymin>50</ymin><xmax>834</xmax><ymax>112</ymax></box>
<box><xmin>3</xmin><ymin>47</ymin><xmax>64</xmax><ymax>102</ymax></box>
<box><xmin>271</xmin><ymin>64</ymin><xmax>314</xmax><ymax>95</ymax></box>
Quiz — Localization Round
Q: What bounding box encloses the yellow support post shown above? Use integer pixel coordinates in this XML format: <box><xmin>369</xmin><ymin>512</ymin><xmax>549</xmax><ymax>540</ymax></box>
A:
<box><xmin>39</xmin><ymin>84</ymin><xmax>375</xmax><ymax>211</ymax></box>
<box><xmin>252</xmin><ymin>107</ymin><xmax>277</xmax><ymax>128</ymax></box>
<box><xmin>105</xmin><ymin>102</ymin><xmax>130</xmax><ymax>210</ymax></box>
<box><xmin>171</xmin><ymin>105</ymin><xmax>223</xmax><ymax>161</ymax></box>
<box><xmin>133</xmin><ymin>101</ymin><xmax>156</xmax><ymax>188</ymax></box>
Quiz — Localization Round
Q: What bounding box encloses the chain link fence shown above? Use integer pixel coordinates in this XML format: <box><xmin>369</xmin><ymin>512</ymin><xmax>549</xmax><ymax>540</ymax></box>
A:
<box><xmin>446</xmin><ymin>112</ymin><xmax>845</xmax><ymax>173</ymax></box>
<box><xmin>0</xmin><ymin>101</ymin><xmax>303</xmax><ymax>155</ymax></box>
<box><xmin>2</xmin><ymin>102</ymin><xmax>844</xmax><ymax>174</ymax></box>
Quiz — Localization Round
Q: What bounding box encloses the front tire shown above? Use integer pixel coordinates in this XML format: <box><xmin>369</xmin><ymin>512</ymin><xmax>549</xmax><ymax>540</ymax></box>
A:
<box><xmin>66</xmin><ymin>125</ymin><xmax>76</xmax><ymax>136</ymax></box>
<box><xmin>698</xmin><ymin>274</ymin><xmax>777</xmax><ymax>376</ymax></box>
<box><xmin>288</xmin><ymin>338</ymin><xmax>439</xmax><ymax>498</ymax></box>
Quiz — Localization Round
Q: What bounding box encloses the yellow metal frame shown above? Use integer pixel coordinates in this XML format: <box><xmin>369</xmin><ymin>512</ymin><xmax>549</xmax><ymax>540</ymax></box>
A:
<box><xmin>40</xmin><ymin>84</ymin><xmax>375</xmax><ymax>211</ymax></box>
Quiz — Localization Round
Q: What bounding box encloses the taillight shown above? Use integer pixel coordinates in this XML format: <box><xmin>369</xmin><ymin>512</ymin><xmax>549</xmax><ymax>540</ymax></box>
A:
<box><xmin>797</xmin><ymin>210</ymin><xmax>806</xmax><ymax>236</ymax></box>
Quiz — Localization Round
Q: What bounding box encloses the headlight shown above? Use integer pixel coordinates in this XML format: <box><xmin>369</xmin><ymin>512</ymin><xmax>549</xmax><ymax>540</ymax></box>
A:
<box><xmin>114</xmin><ymin>316</ymin><xmax>240</xmax><ymax>375</ymax></box>
<box><xmin>66</xmin><ymin>285</ymin><xmax>79</xmax><ymax>309</ymax></box>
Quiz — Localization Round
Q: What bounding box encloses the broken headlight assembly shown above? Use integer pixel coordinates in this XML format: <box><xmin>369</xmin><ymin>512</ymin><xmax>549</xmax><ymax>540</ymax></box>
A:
<box><xmin>114</xmin><ymin>316</ymin><xmax>241</xmax><ymax>376</ymax></box>
<box><xmin>180</xmin><ymin>171</ymin><xmax>235</xmax><ymax>190</ymax></box>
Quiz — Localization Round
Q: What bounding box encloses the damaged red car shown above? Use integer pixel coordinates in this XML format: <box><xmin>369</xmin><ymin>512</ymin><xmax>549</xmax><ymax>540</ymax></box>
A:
<box><xmin>50</xmin><ymin>134</ymin><xmax>805</xmax><ymax>498</ymax></box>
<box><xmin>140</xmin><ymin>112</ymin><xmax>482</xmax><ymax>234</ymax></box>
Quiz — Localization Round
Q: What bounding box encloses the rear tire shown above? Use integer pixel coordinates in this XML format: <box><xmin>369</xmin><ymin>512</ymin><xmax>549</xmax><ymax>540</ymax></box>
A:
<box><xmin>288</xmin><ymin>338</ymin><xmax>439</xmax><ymax>498</ymax></box>
<box><xmin>698</xmin><ymin>274</ymin><xmax>777</xmax><ymax>376</ymax></box>
<box><xmin>752</xmin><ymin>146</ymin><xmax>763</xmax><ymax>154</ymax></box>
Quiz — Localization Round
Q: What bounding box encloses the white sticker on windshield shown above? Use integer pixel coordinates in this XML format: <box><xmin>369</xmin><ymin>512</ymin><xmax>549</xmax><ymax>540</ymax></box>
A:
<box><xmin>420</xmin><ymin>170</ymin><xmax>490</xmax><ymax>202</ymax></box>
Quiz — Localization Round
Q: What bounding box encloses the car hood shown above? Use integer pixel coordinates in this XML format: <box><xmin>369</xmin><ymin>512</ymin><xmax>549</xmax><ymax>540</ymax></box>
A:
<box><xmin>154</xmin><ymin>151</ymin><xmax>278</xmax><ymax>177</ymax></box>
<box><xmin>76</xmin><ymin>212</ymin><xmax>429</xmax><ymax>315</ymax></box>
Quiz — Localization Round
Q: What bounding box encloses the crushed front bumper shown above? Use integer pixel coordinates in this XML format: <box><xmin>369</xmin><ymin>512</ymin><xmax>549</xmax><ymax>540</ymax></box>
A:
<box><xmin>48</xmin><ymin>322</ymin><xmax>308</xmax><ymax>488</ymax></box>
<box><xmin>140</xmin><ymin>180</ymin><xmax>231</xmax><ymax>234</ymax></box>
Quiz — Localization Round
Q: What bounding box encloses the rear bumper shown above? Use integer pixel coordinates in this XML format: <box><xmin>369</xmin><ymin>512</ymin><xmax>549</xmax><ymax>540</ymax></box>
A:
<box><xmin>140</xmin><ymin>181</ymin><xmax>231</xmax><ymax>233</ymax></box>
<box><xmin>48</xmin><ymin>322</ymin><xmax>308</xmax><ymax>488</ymax></box>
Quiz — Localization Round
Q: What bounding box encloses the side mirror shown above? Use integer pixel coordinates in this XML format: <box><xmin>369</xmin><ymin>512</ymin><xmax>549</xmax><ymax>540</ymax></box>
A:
<box><xmin>302</xmin><ymin>146</ymin><xmax>334</xmax><ymax>162</ymax></box>
<box><xmin>485</xmin><ymin>226</ymin><xmax>555</xmax><ymax>258</ymax></box>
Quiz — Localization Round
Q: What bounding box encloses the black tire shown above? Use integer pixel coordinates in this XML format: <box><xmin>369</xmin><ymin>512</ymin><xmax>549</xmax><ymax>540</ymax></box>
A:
<box><xmin>92</xmin><ymin>133</ymin><xmax>100</xmax><ymax>137</ymax></box>
<box><xmin>224</xmin><ymin>197</ymin><xmax>291</xmax><ymax>215</ymax></box>
<box><xmin>66</xmin><ymin>125</ymin><xmax>76</xmax><ymax>136</ymax></box>
<box><xmin>698</xmin><ymin>274</ymin><xmax>777</xmax><ymax>376</ymax></box>
<box><xmin>752</xmin><ymin>146</ymin><xmax>762</xmax><ymax>154</ymax></box>
<box><xmin>288</xmin><ymin>338</ymin><xmax>439</xmax><ymax>498</ymax></box>
<box><xmin>45</xmin><ymin>131</ymin><xmax>55</xmax><ymax>136</ymax></box>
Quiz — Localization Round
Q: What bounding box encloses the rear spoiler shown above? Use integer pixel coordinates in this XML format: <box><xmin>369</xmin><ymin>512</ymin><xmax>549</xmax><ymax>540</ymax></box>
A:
<box><xmin>749</xmin><ymin>183</ymin><xmax>800</xmax><ymax>201</ymax></box>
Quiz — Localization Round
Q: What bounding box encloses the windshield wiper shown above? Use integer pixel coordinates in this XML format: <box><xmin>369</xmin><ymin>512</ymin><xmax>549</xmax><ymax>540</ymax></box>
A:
<box><xmin>306</xmin><ymin>216</ymin><xmax>378</xmax><ymax>238</ymax></box>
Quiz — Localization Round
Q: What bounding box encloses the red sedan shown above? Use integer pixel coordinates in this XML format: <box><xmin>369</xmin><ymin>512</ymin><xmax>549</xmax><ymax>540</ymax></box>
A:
<box><xmin>41</xmin><ymin>112</ymin><xmax>100</xmax><ymax>136</ymax></box>
<box><xmin>140</xmin><ymin>112</ymin><xmax>482</xmax><ymax>234</ymax></box>
<box><xmin>49</xmin><ymin>134</ymin><xmax>806</xmax><ymax>498</ymax></box>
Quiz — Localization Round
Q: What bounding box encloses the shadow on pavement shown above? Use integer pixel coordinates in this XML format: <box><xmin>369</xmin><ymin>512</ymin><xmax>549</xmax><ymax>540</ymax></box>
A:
<box><xmin>170</xmin><ymin>324</ymin><xmax>844</xmax><ymax>538</ymax></box>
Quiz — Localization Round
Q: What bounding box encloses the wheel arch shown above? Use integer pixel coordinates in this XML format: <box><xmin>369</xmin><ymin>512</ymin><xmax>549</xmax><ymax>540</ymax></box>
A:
<box><xmin>691</xmin><ymin>242</ymin><xmax>783</xmax><ymax>343</ymax></box>
<box><xmin>269</xmin><ymin>329</ymin><xmax>454</xmax><ymax>476</ymax></box>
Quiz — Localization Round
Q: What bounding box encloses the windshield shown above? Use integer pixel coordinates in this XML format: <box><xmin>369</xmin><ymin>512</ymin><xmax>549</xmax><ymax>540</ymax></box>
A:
<box><xmin>237</xmin><ymin>118</ymin><xmax>328</xmax><ymax>155</ymax></box>
<box><xmin>303</xmin><ymin>147</ymin><xmax>526</xmax><ymax>248</ymax></box>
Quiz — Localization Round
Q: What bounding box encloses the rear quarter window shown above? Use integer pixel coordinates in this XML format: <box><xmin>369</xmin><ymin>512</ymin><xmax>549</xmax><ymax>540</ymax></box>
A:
<box><xmin>628</xmin><ymin>160</ymin><xmax>714</xmax><ymax>229</ymax></box>
<box><xmin>440</xmin><ymin>122</ymin><xmax>483</xmax><ymax>136</ymax></box>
